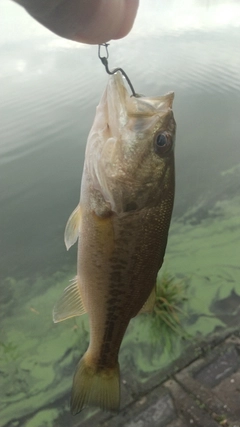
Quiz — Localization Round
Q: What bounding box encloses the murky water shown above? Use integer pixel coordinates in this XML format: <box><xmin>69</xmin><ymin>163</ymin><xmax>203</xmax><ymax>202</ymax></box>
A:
<box><xmin>1</xmin><ymin>1</ymin><xmax>240</xmax><ymax>426</ymax></box>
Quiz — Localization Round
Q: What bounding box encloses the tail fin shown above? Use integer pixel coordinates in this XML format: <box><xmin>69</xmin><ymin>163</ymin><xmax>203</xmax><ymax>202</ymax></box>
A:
<box><xmin>71</xmin><ymin>355</ymin><xmax>120</xmax><ymax>415</ymax></box>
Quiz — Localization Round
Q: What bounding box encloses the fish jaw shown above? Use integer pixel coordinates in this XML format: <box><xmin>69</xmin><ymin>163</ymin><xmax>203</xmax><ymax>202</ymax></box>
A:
<box><xmin>105</xmin><ymin>71</ymin><xmax>175</xmax><ymax>138</ymax></box>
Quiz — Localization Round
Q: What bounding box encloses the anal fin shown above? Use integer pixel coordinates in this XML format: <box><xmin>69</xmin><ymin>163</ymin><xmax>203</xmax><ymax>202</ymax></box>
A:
<box><xmin>138</xmin><ymin>286</ymin><xmax>156</xmax><ymax>315</ymax></box>
<box><xmin>53</xmin><ymin>276</ymin><xmax>86</xmax><ymax>323</ymax></box>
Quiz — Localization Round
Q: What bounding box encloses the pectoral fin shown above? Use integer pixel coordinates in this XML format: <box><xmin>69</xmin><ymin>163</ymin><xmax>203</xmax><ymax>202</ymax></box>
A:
<box><xmin>138</xmin><ymin>286</ymin><xmax>156</xmax><ymax>314</ymax></box>
<box><xmin>64</xmin><ymin>205</ymin><xmax>81</xmax><ymax>250</ymax></box>
<box><xmin>53</xmin><ymin>276</ymin><xmax>86</xmax><ymax>323</ymax></box>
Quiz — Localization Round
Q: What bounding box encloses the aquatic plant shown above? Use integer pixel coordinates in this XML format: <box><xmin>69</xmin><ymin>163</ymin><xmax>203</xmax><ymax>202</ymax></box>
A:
<box><xmin>150</xmin><ymin>273</ymin><xmax>189</xmax><ymax>346</ymax></box>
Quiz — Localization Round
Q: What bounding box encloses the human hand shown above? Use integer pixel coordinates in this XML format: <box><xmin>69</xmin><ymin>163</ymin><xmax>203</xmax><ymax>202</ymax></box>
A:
<box><xmin>13</xmin><ymin>0</ymin><xmax>139</xmax><ymax>44</ymax></box>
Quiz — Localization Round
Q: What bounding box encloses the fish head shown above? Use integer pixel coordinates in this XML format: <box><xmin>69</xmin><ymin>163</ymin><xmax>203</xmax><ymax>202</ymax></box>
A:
<box><xmin>85</xmin><ymin>71</ymin><xmax>176</xmax><ymax>215</ymax></box>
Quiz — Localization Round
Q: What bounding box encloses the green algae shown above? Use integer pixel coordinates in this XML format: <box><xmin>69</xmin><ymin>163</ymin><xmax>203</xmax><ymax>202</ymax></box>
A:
<box><xmin>0</xmin><ymin>340</ymin><xmax>19</xmax><ymax>363</ymax></box>
<box><xmin>0</xmin><ymin>273</ymin><xmax>89</xmax><ymax>427</ymax></box>
<box><xmin>1</xmin><ymin>192</ymin><xmax>240</xmax><ymax>426</ymax></box>
<box><xmin>24</xmin><ymin>409</ymin><xmax>59</xmax><ymax>427</ymax></box>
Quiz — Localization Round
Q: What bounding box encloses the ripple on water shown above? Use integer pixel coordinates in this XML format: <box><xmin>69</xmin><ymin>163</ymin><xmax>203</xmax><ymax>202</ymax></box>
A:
<box><xmin>118</xmin><ymin>28</ymin><xmax>240</xmax><ymax>94</ymax></box>
<box><xmin>0</xmin><ymin>63</ymin><xmax>105</xmax><ymax>166</ymax></box>
<box><xmin>1</xmin><ymin>26</ymin><xmax>239</xmax><ymax>167</ymax></box>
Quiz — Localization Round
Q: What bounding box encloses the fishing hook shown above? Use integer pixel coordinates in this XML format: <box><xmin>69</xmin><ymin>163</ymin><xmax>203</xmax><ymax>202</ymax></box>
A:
<box><xmin>98</xmin><ymin>43</ymin><xmax>137</xmax><ymax>97</ymax></box>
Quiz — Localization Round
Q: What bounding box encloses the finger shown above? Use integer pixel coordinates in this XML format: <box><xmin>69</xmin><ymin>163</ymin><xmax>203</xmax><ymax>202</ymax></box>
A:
<box><xmin>14</xmin><ymin>0</ymin><xmax>139</xmax><ymax>44</ymax></box>
<box><xmin>73</xmin><ymin>0</ymin><xmax>139</xmax><ymax>44</ymax></box>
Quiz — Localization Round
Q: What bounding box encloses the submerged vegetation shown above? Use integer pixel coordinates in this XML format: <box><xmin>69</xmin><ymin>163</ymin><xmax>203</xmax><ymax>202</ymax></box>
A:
<box><xmin>150</xmin><ymin>273</ymin><xmax>189</xmax><ymax>347</ymax></box>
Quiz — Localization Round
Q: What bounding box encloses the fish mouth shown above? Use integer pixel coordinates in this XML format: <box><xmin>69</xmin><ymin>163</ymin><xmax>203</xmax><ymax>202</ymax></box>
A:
<box><xmin>105</xmin><ymin>72</ymin><xmax>130</xmax><ymax>134</ymax></box>
<box><xmin>105</xmin><ymin>71</ymin><xmax>174</xmax><ymax>133</ymax></box>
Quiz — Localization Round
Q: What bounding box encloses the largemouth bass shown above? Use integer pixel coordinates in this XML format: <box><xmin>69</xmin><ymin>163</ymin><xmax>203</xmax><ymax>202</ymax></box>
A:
<box><xmin>53</xmin><ymin>71</ymin><xmax>176</xmax><ymax>414</ymax></box>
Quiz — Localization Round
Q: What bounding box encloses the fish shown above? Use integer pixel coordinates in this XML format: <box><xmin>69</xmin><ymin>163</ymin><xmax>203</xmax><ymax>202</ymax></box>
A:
<box><xmin>53</xmin><ymin>71</ymin><xmax>176</xmax><ymax>415</ymax></box>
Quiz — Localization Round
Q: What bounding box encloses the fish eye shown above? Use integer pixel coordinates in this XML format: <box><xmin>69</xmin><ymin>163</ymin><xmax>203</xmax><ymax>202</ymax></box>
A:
<box><xmin>154</xmin><ymin>132</ymin><xmax>172</xmax><ymax>155</ymax></box>
<box><xmin>156</xmin><ymin>134</ymin><xmax>167</xmax><ymax>147</ymax></box>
